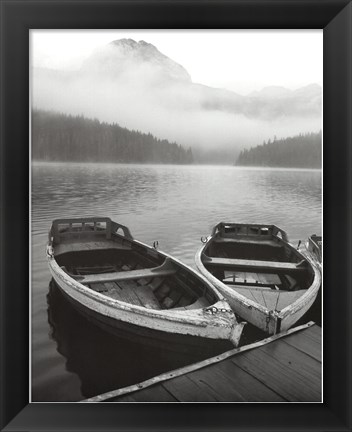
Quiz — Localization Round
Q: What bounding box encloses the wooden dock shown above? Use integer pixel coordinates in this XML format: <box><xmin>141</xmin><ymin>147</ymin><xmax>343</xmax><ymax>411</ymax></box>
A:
<box><xmin>84</xmin><ymin>321</ymin><xmax>321</xmax><ymax>402</ymax></box>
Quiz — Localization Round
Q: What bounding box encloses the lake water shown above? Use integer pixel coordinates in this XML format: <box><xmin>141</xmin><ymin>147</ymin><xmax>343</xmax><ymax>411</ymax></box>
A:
<box><xmin>31</xmin><ymin>163</ymin><xmax>322</xmax><ymax>401</ymax></box>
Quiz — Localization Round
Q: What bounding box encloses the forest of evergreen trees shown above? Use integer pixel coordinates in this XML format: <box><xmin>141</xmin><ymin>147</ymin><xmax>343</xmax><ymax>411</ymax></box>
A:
<box><xmin>236</xmin><ymin>131</ymin><xmax>322</xmax><ymax>168</ymax></box>
<box><xmin>32</xmin><ymin>110</ymin><xmax>193</xmax><ymax>164</ymax></box>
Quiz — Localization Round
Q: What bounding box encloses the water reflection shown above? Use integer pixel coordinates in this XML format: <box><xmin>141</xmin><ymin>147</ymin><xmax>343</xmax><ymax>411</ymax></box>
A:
<box><xmin>46</xmin><ymin>281</ymin><xmax>219</xmax><ymax>401</ymax></box>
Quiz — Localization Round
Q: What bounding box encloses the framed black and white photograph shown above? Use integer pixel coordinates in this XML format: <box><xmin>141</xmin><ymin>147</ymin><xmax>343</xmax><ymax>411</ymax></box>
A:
<box><xmin>1</xmin><ymin>1</ymin><xmax>351</xmax><ymax>431</ymax></box>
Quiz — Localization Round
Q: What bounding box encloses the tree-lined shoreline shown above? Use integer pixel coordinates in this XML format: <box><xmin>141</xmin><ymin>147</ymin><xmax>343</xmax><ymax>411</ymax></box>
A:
<box><xmin>236</xmin><ymin>132</ymin><xmax>321</xmax><ymax>169</ymax></box>
<box><xmin>32</xmin><ymin>110</ymin><xmax>193</xmax><ymax>165</ymax></box>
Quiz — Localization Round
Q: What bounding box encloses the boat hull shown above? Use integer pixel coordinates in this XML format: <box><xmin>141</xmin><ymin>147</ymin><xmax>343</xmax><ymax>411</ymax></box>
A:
<box><xmin>51</xmin><ymin>278</ymin><xmax>234</xmax><ymax>355</ymax></box>
<box><xmin>48</xmin><ymin>260</ymin><xmax>241</xmax><ymax>342</ymax></box>
<box><xmin>195</xmin><ymin>223</ymin><xmax>321</xmax><ymax>335</ymax></box>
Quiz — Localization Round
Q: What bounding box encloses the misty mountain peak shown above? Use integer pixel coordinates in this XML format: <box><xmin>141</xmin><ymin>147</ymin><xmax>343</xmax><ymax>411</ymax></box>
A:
<box><xmin>82</xmin><ymin>38</ymin><xmax>191</xmax><ymax>83</ymax></box>
<box><xmin>109</xmin><ymin>39</ymin><xmax>162</xmax><ymax>60</ymax></box>
<box><xmin>110</xmin><ymin>38</ymin><xmax>138</xmax><ymax>49</ymax></box>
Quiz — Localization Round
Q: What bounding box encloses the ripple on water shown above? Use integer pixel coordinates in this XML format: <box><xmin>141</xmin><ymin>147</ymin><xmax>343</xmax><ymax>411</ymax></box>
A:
<box><xmin>31</xmin><ymin>163</ymin><xmax>322</xmax><ymax>401</ymax></box>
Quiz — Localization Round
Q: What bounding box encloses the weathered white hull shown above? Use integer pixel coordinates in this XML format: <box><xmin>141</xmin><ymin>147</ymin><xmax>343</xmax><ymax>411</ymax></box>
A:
<box><xmin>195</xmin><ymin>226</ymin><xmax>321</xmax><ymax>335</ymax></box>
<box><xmin>48</xmin><ymin>248</ymin><xmax>244</xmax><ymax>347</ymax></box>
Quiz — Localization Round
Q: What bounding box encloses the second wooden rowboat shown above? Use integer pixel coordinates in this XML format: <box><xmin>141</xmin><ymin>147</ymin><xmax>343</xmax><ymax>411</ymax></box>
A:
<box><xmin>46</xmin><ymin>217</ymin><xmax>245</xmax><ymax>350</ymax></box>
<box><xmin>195</xmin><ymin>222</ymin><xmax>321</xmax><ymax>335</ymax></box>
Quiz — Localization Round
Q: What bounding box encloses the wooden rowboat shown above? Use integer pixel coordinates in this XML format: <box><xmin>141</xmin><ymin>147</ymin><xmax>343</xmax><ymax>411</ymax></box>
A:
<box><xmin>195</xmin><ymin>222</ymin><xmax>321</xmax><ymax>335</ymax></box>
<box><xmin>46</xmin><ymin>217</ymin><xmax>245</xmax><ymax>349</ymax></box>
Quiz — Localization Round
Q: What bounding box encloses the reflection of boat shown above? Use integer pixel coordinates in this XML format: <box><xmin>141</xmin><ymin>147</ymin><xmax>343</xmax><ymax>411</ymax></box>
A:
<box><xmin>195</xmin><ymin>222</ymin><xmax>321</xmax><ymax>335</ymax></box>
<box><xmin>47</xmin><ymin>281</ymin><xmax>219</xmax><ymax>400</ymax></box>
<box><xmin>46</xmin><ymin>217</ymin><xmax>245</xmax><ymax>350</ymax></box>
<box><xmin>306</xmin><ymin>234</ymin><xmax>322</xmax><ymax>265</ymax></box>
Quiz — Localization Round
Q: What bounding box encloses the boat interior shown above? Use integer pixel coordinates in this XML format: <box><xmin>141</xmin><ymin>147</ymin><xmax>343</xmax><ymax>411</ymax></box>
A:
<box><xmin>202</xmin><ymin>224</ymin><xmax>315</xmax><ymax>312</ymax></box>
<box><xmin>52</xmin><ymin>219</ymin><xmax>217</xmax><ymax>312</ymax></box>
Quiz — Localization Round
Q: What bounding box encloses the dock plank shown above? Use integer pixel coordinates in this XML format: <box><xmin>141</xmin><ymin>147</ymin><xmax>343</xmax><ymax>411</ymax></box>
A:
<box><xmin>84</xmin><ymin>324</ymin><xmax>321</xmax><ymax>403</ymax></box>
<box><xmin>303</xmin><ymin>324</ymin><xmax>322</xmax><ymax>342</ymax></box>
<box><xmin>281</xmin><ymin>335</ymin><xmax>321</xmax><ymax>362</ymax></box>
<box><xmin>118</xmin><ymin>385</ymin><xmax>178</xmax><ymax>402</ymax></box>
<box><xmin>186</xmin><ymin>367</ymin><xmax>246</xmax><ymax>402</ymax></box>
<box><xmin>163</xmin><ymin>375</ymin><xmax>218</xmax><ymax>402</ymax></box>
<box><xmin>257</xmin><ymin>338</ymin><xmax>321</xmax><ymax>380</ymax></box>
<box><xmin>190</xmin><ymin>360</ymin><xmax>286</xmax><ymax>402</ymax></box>
<box><xmin>231</xmin><ymin>347</ymin><xmax>321</xmax><ymax>401</ymax></box>
<box><xmin>283</xmin><ymin>326</ymin><xmax>322</xmax><ymax>362</ymax></box>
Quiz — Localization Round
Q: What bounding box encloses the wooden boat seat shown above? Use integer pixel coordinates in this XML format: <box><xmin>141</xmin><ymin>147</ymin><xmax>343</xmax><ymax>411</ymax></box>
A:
<box><xmin>202</xmin><ymin>256</ymin><xmax>307</xmax><ymax>272</ymax></box>
<box><xmin>228</xmin><ymin>285</ymin><xmax>307</xmax><ymax>311</ymax></box>
<box><xmin>78</xmin><ymin>259</ymin><xmax>177</xmax><ymax>285</ymax></box>
<box><xmin>213</xmin><ymin>238</ymin><xmax>282</xmax><ymax>247</ymax></box>
<box><xmin>55</xmin><ymin>240</ymin><xmax>131</xmax><ymax>255</ymax></box>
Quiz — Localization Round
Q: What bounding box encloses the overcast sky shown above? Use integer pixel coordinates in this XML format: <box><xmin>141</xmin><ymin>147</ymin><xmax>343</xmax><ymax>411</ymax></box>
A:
<box><xmin>31</xmin><ymin>30</ymin><xmax>322</xmax><ymax>95</ymax></box>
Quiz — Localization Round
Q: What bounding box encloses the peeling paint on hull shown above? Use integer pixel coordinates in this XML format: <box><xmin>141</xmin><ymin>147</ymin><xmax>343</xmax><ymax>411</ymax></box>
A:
<box><xmin>195</xmin><ymin>222</ymin><xmax>321</xmax><ymax>335</ymax></box>
<box><xmin>55</xmin><ymin>283</ymin><xmax>234</xmax><ymax>355</ymax></box>
<box><xmin>47</xmin><ymin>217</ymin><xmax>245</xmax><ymax>348</ymax></box>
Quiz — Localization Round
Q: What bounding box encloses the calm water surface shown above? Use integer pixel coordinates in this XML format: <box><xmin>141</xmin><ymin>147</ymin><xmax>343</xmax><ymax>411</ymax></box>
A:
<box><xmin>32</xmin><ymin>163</ymin><xmax>321</xmax><ymax>401</ymax></box>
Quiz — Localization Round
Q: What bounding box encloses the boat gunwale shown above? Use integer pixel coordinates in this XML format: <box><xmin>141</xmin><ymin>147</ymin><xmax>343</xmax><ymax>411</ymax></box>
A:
<box><xmin>48</xmin><ymin>255</ymin><xmax>235</xmax><ymax>329</ymax></box>
<box><xmin>306</xmin><ymin>234</ymin><xmax>322</xmax><ymax>265</ymax></box>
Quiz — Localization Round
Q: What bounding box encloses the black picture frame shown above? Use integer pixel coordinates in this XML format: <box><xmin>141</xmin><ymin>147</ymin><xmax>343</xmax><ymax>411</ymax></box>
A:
<box><xmin>1</xmin><ymin>1</ymin><xmax>351</xmax><ymax>431</ymax></box>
